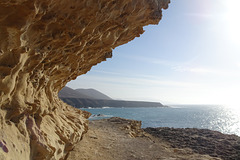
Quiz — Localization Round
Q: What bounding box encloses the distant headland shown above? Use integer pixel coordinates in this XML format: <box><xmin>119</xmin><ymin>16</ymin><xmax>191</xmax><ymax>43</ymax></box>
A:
<box><xmin>59</xmin><ymin>86</ymin><xmax>167</xmax><ymax>108</ymax></box>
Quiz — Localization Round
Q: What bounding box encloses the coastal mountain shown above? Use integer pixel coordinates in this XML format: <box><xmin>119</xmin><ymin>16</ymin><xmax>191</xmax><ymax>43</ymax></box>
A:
<box><xmin>59</xmin><ymin>86</ymin><xmax>165</xmax><ymax>108</ymax></box>
<box><xmin>58</xmin><ymin>86</ymin><xmax>112</xmax><ymax>100</ymax></box>
<box><xmin>58</xmin><ymin>86</ymin><xmax>93</xmax><ymax>99</ymax></box>
<box><xmin>75</xmin><ymin>88</ymin><xmax>112</xmax><ymax>100</ymax></box>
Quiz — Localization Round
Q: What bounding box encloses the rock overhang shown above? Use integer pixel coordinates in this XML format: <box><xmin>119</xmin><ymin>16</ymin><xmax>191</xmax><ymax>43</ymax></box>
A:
<box><xmin>0</xmin><ymin>0</ymin><xmax>170</xmax><ymax>159</ymax></box>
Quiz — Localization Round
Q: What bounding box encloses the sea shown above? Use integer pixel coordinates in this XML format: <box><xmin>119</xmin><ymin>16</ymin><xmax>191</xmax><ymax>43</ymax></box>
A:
<box><xmin>80</xmin><ymin>105</ymin><xmax>240</xmax><ymax>136</ymax></box>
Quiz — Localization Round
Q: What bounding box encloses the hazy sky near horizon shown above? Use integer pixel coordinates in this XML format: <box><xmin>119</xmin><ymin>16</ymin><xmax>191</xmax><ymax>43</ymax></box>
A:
<box><xmin>67</xmin><ymin>0</ymin><xmax>240</xmax><ymax>106</ymax></box>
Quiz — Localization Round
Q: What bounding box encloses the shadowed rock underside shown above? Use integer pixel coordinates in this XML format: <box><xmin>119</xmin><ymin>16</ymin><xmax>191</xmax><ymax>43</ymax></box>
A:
<box><xmin>0</xmin><ymin>0</ymin><xmax>170</xmax><ymax>159</ymax></box>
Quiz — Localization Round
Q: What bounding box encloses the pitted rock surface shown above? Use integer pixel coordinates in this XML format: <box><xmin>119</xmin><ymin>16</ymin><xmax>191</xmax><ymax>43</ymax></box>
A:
<box><xmin>0</xmin><ymin>0</ymin><xmax>170</xmax><ymax>159</ymax></box>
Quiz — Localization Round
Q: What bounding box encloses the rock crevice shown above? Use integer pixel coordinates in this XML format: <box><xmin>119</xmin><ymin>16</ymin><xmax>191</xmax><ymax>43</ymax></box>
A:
<box><xmin>0</xmin><ymin>0</ymin><xmax>170</xmax><ymax>159</ymax></box>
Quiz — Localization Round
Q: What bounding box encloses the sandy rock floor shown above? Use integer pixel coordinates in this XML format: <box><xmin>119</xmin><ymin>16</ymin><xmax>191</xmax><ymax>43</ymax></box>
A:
<box><xmin>68</xmin><ymin>117</ymin><xmax>223</xmax><ymax>160</ymax></box>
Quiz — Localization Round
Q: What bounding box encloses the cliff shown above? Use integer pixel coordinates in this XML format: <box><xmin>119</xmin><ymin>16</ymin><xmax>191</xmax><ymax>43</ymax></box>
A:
<box><xmin>59</xmin><ymin>86</ymin><xmax>165</xmax><ymax>108</ymax></box>
<box><xmin>60</xmin><ymin>98</ymin><xmax>165</xmax><ymax>108</ymax></box>
<box><xmin>0</xmin><ymin>0</ymin><xmax>170</xmax><ymax>160</ymax></box>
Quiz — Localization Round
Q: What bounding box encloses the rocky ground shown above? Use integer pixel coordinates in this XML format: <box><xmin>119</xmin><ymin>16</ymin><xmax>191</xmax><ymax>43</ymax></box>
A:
<box><xmin>67</xmin><ymin>117</ymin><xmax>240</xmax><ymax>160</ymax></box>
<box><xmin>144</xmin><ymin>128</ymin><xmax>240</xmax><ymax>160</ymax></box>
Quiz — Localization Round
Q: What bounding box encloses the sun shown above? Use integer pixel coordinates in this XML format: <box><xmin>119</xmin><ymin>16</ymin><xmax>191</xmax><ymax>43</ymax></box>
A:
<box><xmin>223</xmin><ymin>0</ymin><xmax>240</xmax><ymax>45</ymax></box>
<box><xmin>221</xmin><ymin>92</ymin><xmax>240</xmax><ymax>113</ymax></box>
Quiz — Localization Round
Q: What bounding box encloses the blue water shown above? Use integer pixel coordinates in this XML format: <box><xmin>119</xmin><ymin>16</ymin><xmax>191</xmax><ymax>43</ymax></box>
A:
<box><xmin>81</xmin><ymin>105</ymin><xmax>240</xmax><ymax>136</ymax></box>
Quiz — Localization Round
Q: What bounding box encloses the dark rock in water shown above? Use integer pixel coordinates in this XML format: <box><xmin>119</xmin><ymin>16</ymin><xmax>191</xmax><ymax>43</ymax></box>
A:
<box><xmin>91</xmin><ymin>114</ymin><xmax>106</xmax><ymax>118</ymax></box>
<box><xmin>144</xmin><ymin>127</ymin><xmax>240</xmax><ymax>160</ymax></box>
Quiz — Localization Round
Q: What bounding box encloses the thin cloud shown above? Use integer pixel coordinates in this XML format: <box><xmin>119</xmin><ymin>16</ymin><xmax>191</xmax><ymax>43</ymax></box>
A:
<box><xmin>77</xmin><ymin>74</ymin><xmax>201</xmax><ymax>88</ymax></box>
<box><xmin>119</xmin><ymin>54</ymin><xmax>176</xmax><ymax>66</ymax></box>
<box><xmin>173</xmin><ymin>66</ymin><xmax>213</xmax><ymax>74</ymax></box>
<box><xmin>91</xmin><ymin>70</ymin><xmax>123</xmax><ymax>76</ymax></box>
<box><xmin>184</xmin><ymin>13</ymin><xmax>214</xmax><ymax>18</ymax></box>
<box><xmin>172</xmin><ymin>65</ymin><xmax>240</xmax><ymax>78</ymax></box>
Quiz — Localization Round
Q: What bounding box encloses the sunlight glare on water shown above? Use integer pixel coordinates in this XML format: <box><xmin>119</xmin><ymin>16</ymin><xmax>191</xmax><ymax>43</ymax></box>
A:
<box><xmin>207</xmin><ymin>107</ymin><xmax>240</xmax><ymax>135</ymax></box>
<box><xmin>83</xmin><ymin>105</ymin><xmax>240</xmax><ymax>136</ymax></box>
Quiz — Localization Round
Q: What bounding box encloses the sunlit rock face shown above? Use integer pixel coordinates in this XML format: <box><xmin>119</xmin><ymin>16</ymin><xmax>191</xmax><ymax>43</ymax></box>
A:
<box><xmin>0</xmin><ymin>0</ymin><xmax>169</xmax><ymax>159</ymax></box>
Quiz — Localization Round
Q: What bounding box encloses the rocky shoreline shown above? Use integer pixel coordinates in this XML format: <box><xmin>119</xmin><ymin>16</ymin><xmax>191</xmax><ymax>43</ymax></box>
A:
<box><xmin>68</xmin><ymin>117</ymin><xmax>240</xmax><ymax>160</ymax></box>
<box><xmin>144</xmin><ymin>127</ymin><xmax>240</xmax><ymax>160</ymax></box>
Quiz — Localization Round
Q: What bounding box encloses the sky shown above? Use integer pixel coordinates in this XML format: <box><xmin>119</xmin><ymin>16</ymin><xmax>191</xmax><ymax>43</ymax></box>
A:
<box><xmin>67</xmin><ymin>0</ymin><xmax>240</xmax><ymax>107</ymax></box>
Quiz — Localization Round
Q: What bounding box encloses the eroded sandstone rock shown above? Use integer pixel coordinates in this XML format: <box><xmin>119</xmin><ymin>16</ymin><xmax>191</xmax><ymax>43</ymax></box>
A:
<box><xmin>0</xmin><ymin>0</ymin><xmax>170</xmax><ymax>159</ymax></box>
